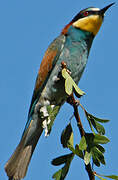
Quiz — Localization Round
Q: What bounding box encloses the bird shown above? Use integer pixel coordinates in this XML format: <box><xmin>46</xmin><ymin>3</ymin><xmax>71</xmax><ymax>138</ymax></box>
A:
<box><xmin>5</xmin><ymin>3</ymin><xmax>114</xmax><ymax>180</ymax></box>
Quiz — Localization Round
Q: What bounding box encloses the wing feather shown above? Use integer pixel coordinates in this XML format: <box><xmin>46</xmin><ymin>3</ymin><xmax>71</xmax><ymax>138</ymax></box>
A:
<box><xmin>25</xmin><ymin>35</ymin><xmax>65</xmax><ymax>131</ymax></box>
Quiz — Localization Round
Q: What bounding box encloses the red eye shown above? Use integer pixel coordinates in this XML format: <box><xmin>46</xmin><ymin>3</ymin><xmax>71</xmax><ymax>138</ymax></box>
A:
<box><xmin>83</xmin><ymin>11</ymin><xmax>89</xmax><ymax>16</ymax></box>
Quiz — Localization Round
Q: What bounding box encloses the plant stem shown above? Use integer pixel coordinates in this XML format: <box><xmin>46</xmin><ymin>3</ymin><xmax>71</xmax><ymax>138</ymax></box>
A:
<box><xmin>67</xmin><ymin>95</ymin><xmax>95</xmax><ymax>180</ymax></box>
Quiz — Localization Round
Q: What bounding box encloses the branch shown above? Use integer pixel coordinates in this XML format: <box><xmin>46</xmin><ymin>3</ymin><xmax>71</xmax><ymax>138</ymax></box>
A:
<box><xmin>67</xmin><ymin>95</ymin><xmax>95</xmax><ymax>180</ymax></box>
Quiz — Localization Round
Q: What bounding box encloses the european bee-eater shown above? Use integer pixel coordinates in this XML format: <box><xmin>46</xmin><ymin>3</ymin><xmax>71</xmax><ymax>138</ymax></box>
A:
<box><xmin>5</xmin><ymin>3</ymin><xmax>114</xmax><ymax>180</ymax></box>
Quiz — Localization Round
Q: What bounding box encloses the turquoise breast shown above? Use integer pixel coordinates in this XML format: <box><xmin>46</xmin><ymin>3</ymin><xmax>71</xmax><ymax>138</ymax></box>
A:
<box><xmin>40</xmin><ymin>26</ymin><xmax>94</xmax><ymax>105</ymax></box>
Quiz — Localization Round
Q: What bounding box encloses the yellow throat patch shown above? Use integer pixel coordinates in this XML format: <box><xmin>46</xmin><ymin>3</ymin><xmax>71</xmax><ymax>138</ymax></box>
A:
<box><xmin>73</xmin><ymin>15</ymin><xmax>103</xmax><ymax>35</ymax></box>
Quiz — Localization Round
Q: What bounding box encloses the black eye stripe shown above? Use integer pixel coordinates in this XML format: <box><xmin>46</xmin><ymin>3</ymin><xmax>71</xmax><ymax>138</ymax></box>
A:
<box><xmin>71</xmin><ymin>13</ymin><xmax>82</xmax><ymax>22</ymax></box>
<box><xmin>71</xmin><ymin>10</ymin><xmax>99</xmax><ymax>23</ymax></box>
<box><xmin>82</xmin><ymin>11</ymin><xmax>99</xmax><ymax>16</ymax></box>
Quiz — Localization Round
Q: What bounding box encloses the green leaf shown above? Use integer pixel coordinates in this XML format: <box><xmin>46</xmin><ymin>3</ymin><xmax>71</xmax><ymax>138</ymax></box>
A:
<box><xmin>91</xmin><ymin>119</ymin><xmax>105</xmax><ymax>135</ymax></box>
<box><xmin>75</xmin><ymin>144</ymin><xmax>84</xmax><ymax>159</ymax></box>
<box><xmin>67</xmin><ymin>144</ymin><xmax>75</xmax><ymax>154</ymax></box>
<box><xmin>94</xmin><ymin>134</ymin><xmax>110</xmax><ymax>144</ymax></box>
<box><xmin>47</xmin><ymin>105</ymin><xmax>60</xmax><ymax>135</ymax></box>
<box><xmin>62</xmin><ymin>68</ymin><xmax>85</xmax><ymax>97</ymax></box>
<box><xmin>81</xmin><ymin>134</ymin><xmax>107</xmax><ymax>167</ymax></box>
<box><xmin>79</xmin><ymin>136</ymin><xmax>87</xmax><ymax>150</ymax></box>
<box><xmin>84</xmin><ymin>133</ymin><xmax>109</xmax><ymax>145</ymax></box>
<box><xmin>103</xmin><ymin>175</ymin><xmax>118</xmax><ymax>179</ymax></box>
<box><xmin>52</xmin><ymin>153</ymin><xmax>73</xmax><ymax>166</ymax></box>
<box><xmin>94</xmin><ymin>173</ymin><xmax>107</xmax><ymax>180</ymax></box>
<box><xmin>62</xmin><ymin>69</ymin><xmax>73</xmax><ymax>96</ymax></box>
<box><xmin>96</xmin><ymin>144</ymin><xmax>105</xmax><ymax>154</ymax></box>
<box><xmin>52</xmin><ymin>169</ymin><xmax>62</xmax><ymax>180</ymax></box>
<box><xmin>84</xmin><ymin>150</ymin><xmax>92</xmax><ymax>165</ymax></box>
<box><xmin>87</xmin><ymin>117</ymin><xmax>95</xmax><ymax>134</ymax></box>
<box><xmin>67</xmin><ymin>129</ymin><xmax>74</xmax><ymax>148</ymax></box>
<box><xmin>92</xmin><ymin>147</ymin><xmax>105</xmax><ymax>165</ymax></box>
<box><xmin>62</xmin><ymin>68</ymin><xmax>70</xmax><ymax>79</ymax></box>
<box><xmin>52</xmin><ymin>153</ymin><xmax>74</xmax><ymax>180</ymax></box>
<box><xmin>65</xmin><ymin>78</ymin><xmax>73</xmax><ymax>95</ymax></box>
<box><xmin>92</xmin><ymin>116</ymin><xmax>109</xmax><ymax>123</ymax></box>
<box><xmin>61</xmin><ymin>123</ymin><xmax>73</xmax><ymax>148</ymax></box>
<box><xmin>73</xmin><ymin>82</ymin><xmax>85</xmax><ymax>97</ymax></box>
<box><xmin>92</xmin><ymin>152</ymin><xmax>100</xmax><ymax>167</ymax></box>
<box><xmin>85</xmin><ymin>111</ymin><xmax>106</xmax><ymax>135</ymax></box>
<box><xmin>85</xmin><ymin>111</ymin><xmax>109</xmax><ymax>123</ymax></box>
<box><xmin>95</xmin><ymin>173</ymin><xmax>118</xmax><ymax>180</ymax></box>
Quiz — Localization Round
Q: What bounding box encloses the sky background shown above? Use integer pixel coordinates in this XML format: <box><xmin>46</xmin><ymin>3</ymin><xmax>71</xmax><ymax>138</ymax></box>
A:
<box><xmin>0</xmin><ymin>0</ymin><xmax>117</xmax><ymax>180</ymax></box>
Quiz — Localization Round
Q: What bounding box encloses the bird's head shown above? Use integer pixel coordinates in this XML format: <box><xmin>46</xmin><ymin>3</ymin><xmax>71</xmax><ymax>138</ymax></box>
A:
<box><xmin>62</xmin><ymin>3</ymin><xmax>115</xmax><ymax>36</ymax></box>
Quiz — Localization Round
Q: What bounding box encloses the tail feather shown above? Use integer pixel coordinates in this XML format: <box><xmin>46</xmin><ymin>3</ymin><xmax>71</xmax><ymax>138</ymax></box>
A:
<box><xmin>7</xmin><ymin>146</ymin><xmax>32</xmax><ymax>180</ymax></box>
<box><xmin>5</xmin><ymin>125</ymin><xmax>43</xmax><ymax>180</ymax></box>
<box><xmin>5</xmin><ymin>104</ymin><xmax>61</xmax><ymax>180</ymax></box>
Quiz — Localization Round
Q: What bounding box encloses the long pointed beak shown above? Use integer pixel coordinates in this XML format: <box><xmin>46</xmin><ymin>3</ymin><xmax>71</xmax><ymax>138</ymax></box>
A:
<box><xmin>100</xmin><ymin>3</ymin><xmax>115</xmax><ymax>15</ymax></box>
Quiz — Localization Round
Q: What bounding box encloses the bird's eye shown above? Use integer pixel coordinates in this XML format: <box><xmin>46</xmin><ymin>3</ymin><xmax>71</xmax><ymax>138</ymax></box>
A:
<box><xmin>83</xmin><ymin>11</ymin><xmax>89</xmax><ymax>17</ymax></box>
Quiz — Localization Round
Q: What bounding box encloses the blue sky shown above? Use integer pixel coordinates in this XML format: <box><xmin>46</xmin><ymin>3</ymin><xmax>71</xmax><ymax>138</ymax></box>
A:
<box><xmin>0</xmin><ymin>0</ymin><xmax>117</xmax><ymax>179</ymax></box>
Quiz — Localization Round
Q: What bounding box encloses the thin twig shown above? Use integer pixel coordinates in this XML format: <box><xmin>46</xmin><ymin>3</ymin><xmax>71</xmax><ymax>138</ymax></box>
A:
<box><xmin>61</xmin><ymin>62</ymin><xmax>95</xmax><ymax>180</ymax></box>
<box><xmin>67</xmin><ymin>94</ymin><xmax>95</xmax><ymax>180</ymax></box>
